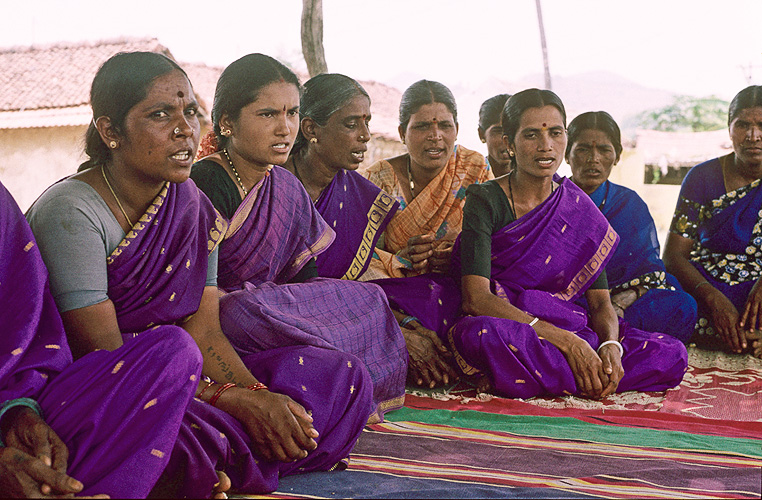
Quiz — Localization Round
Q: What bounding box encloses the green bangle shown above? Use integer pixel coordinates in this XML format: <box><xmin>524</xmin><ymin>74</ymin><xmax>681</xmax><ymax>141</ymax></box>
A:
<box><xmin>399</xmin><ymin>316</ymin><xmax>419</xmax><ymax>329</ymax></box>
<box><xmin>0</xmin><ymin>398</ymin><xmax>43</xmax><ymax>447</ymax></box>
<box><xmin>693</xmin><ymin>280</ymin><xmax>711</xmax><ymax>294</ymax></box>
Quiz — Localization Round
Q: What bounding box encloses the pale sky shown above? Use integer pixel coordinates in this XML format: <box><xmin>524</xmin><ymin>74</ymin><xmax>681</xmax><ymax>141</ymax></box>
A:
<box><xmin>2</xmin><ymin>0</ymin><xmax>761</xmax><ymax>152</ymax></box>
<box><xmin>3</xmin><ymin>0</ymin><xmax>760</xmax><ymax>98</ymax></box>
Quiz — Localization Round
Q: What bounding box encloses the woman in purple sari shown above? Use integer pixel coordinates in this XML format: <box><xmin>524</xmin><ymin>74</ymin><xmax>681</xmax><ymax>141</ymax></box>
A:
<box><xmin>567</xmin><ymin>111</ymin><xmax>696</xmax><ymax>343</ymax></box>
<box><xmin>665</xmin><ymin>85</ymin><xmax>762</xmax><ymax>357</ymax></box>
<box><xmin>278</xmin><ymin>73</ymin><xmax>454</xmax><ymax>391</ymax></box>
<box><xmin>1</xmin><ymin>179</ymin><xmax>202</xmax><ymax>499</ymax></box>
<box><xmin>283</xmin><ymin>73</ymin><xmax>399</xmax><ymax>281</ymax></box>
<box><xmin>450</xmin><ymin>89</ymin><xmax>687</xmax><ymax>399</ymax></box>
<box><xmin>190</xmin><ymin>54</ymin><xmax>407</xmax><ymax>423</ymax></box>
<box><xmin>26</xmin><ymin>52</ymin><xmax>372</xmax><ymax>497</ymax></box>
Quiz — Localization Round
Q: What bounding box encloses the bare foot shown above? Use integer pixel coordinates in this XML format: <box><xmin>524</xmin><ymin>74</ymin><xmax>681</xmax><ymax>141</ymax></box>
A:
<box><xmin>212</xmin><ymin>471</ymin><xmax>231</xmax><ymax>499</ymax></box>
<box><xmin>476</xmin><ymin>374</ymin><xmax>492</xmax><ymax>394</ymax></box>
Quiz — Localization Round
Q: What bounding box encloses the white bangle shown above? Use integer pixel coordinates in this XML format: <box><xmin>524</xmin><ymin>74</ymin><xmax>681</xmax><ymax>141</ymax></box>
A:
<box><xmin>528</xmin><ymin>316</ymin><xmax>539</xmax><ymax>327</ymax></box>
<box><xmin>597</xmin><ymin>340</ymin><xmax>624</xmax><ymax>357</ymax></box>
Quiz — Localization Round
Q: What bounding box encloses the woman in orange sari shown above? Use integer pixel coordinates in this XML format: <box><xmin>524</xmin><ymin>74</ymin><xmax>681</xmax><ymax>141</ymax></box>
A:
<box><xmin>362</xmin><ymin>80</ymin><xmax>488</xmax><ymax>387</ymax></box>
<box><xmin>364</xmin><ymin>80</ymin><xmax>490</xmax><ymax>280</ymax></box>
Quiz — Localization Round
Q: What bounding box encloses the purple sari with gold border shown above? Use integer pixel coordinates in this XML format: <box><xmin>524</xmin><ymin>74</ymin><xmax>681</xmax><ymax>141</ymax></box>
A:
<box><xmin>5</xmin><ymin>180</ymin><xmax>203</xmax><ymax>498</ymax></box>
<box><xmin>99</xmin><ymin>177</ymin><xmax>372</xmax><ymax>496</ymax></box>
<box><xmin>449</xmin><ymin>179</ymin><xmax>687</xmax><ymax>398</ymax></box>
<box><xmin>314</xmin><ymin>169</ymin><xmax>399</xmax><ymax>280</ymax></box>
<box><xmin>212</xmin><ymin>166</ymin><xmax>406</xmax><ymax>424</ymax></box>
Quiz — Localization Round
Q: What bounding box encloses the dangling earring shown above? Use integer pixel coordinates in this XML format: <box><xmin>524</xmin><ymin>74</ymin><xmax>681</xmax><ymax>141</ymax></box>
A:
<box><xmin>310</xmin><ymin>137</ymin><xmax>318</xmax><ymax>144</ymax></box>
<box><xmin>109</xmin><ymin>140</ymin><xmax>118</xmax><ymax>149</ymax></box>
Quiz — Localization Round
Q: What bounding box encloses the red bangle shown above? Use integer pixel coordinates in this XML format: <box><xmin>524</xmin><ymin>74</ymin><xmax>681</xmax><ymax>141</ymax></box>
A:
<box><xmin>246</xmin><ymin>382</ymin><xmax>268</xmax><ymax>392</ymax></box>
<box><xmin>197</xmin><ymin>381</ymin><xmax>215</xmax><ymax>400</ymax></box>
<box><xmin>208</xmin><ymin>382</ymin><xmax>236</xmax><ymax>407</ymax></box>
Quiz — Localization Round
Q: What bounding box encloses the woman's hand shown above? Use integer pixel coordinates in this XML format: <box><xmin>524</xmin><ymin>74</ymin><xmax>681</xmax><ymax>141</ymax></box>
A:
<box><xmin>610</xmin><ymin>289</ymin><xmax>638</xmax><ymax>317</ymax></box>
<box><xmin>596</xmin><ymin>343</ymin><xmax>624</xmax><ymax>398</ymax></box>
<box><xmin>429</xmin><ymin>241</ymin><xmax>454</xmax><ymax>274</ymax></box>
<box><xmin>0</xmin><ymin>407</ymin><xmax>108</xmax><ymax>498</ymax></box>
<box><xmin>402</xmin><ymin>322</ymin><xmax>457</xmax><ymax>388</ymax></box>
<box><xmin>559</xmin><ymin>334</ymin><xmax>609</xmax><ymax>399</ymax></box>
<box><xmin>398</xmin><ymin>233</ymin><xmax>436</xmax><ymax>272</ymax></box>
<box><xmin>739</xmin><ymin>277</ymin><xmax>762</xmax><ymax>336</ymax></box>
<box><xmin>705</xmin><ymin>288</ymin><xmax>746</xmax><ymax>353</ymax></box>
<box><xmin>218</xmin><ymin>387</ymin><xmax>318</xmax><ymax>463</ymax></box>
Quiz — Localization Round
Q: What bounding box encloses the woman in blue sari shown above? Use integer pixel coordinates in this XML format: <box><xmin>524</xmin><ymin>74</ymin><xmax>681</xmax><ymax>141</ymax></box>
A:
<box><xmin>567</xmin><ymin>111</ymin><xmax>696</xmax><ymax>342</ymax></box>
<box><xmin>664</xmin><ymin>85</ymin><xmax>762</xmax><ymax>357</ymax></box>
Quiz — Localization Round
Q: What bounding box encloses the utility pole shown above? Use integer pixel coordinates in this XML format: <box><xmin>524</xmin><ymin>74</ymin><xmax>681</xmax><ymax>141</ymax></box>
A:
<box><xmin>301</xmin><ymin>0</ymin><xmax>328</xmax><ymax>77</ymax></box>
<box><xmin>535</xmin><ymin>0</ymin><xmax>551</xmax><ymax>90</ymax></box>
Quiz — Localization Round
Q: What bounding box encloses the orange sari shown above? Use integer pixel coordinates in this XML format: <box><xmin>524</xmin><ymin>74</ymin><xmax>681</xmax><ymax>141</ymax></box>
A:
<box><xmin>362</xmin><ymin>145</ymin><xmax>489</xmax><ymax>279</ymax></box>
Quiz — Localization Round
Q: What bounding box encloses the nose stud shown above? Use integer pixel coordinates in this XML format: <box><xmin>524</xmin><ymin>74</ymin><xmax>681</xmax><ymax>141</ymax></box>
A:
<box><xmin>174</xmin><ymin>127</ymin><xmax>181</xmax><ymax>135</ymax></box>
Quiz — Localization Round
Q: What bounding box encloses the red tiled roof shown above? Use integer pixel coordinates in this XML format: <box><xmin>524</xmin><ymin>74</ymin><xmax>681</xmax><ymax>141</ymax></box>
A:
<box><xmin>0</xmin><ymin>37</ymin><xmax>402</xmax><ymax>140</ymax></box>
<box><xmin>0</xmin><ymin>38</ymin><xmax>171</xmax><ymax>112</ymax></box>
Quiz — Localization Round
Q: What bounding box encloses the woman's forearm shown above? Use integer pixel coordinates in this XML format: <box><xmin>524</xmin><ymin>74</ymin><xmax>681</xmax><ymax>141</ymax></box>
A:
<box><xmin>586</xmin><ymin>289</ymin><xmax>620</xmax><ymax>342</ymax></box>
<box><xmin>193</xmin><ymin>329</ymin><xmax>258</xmax><ymax>386</ymax></box>
<box><xmin>462</xmin><ymin>275</ymin><xmax>579</xmax><ymax>354</ymax></box>
<box><xmin>182</xmin><ymin>287</ymin><xmax>258</xmax><ymax>387</ymax></box>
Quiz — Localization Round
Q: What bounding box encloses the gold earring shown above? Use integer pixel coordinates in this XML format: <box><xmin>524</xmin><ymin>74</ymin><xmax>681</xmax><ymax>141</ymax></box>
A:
<box><xmin>310</xmin><ymin>137</ymin><xmax>318</xmax><ymax>144</ymax></box>
<box><xmin>481</xmin><ymin>138</ymin><xmax>486</xmax><ymax>143</ymax></box>
<box><xmin>109</xmin><ymin>140</ymin><xmax>118</xmax><ymax>149</ymax></box>
<box><xmin>508</xmin><ymin>150</ymin><xmax>514</xmax><ymax>157</ymax></box>
<box><xmin>221</xmin><ymin>128</ymin><xmax>232</xmax><ymax>137</ymax></box>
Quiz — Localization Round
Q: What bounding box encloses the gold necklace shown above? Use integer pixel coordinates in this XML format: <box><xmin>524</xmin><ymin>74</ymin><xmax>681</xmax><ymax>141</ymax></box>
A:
<box><xmin>101</xmin><ymin>165</ymin><xmax>133</xmax><ymax>227</ymax></box>
<box><xmin>223</xmin><ymin>149</ymin><xmax>248</xmax><ymax>196</ymax></box>
<box><xmin>406</xmin><ymin>155</ymin><xmax>416</xmax><ymax>198</ymax></box>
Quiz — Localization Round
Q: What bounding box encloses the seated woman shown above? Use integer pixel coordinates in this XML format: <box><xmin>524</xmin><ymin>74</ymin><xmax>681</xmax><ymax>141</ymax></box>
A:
<box><xmin>191</xmin><ymin>54</ymin><xmax>410</xmax><ymax>418</ymax></box>
<box><xmin>450</xmin><ymin>88</ymin><xmax>687</xmax><ymax>399</ymax></box>
<box><xmin>364</xmin><ymin>79</ymin><xmax>490</xmax><ymax>280</ymax></box>
<box><xmin>26</xmin><ymin>51</ymin><xmax>372</xmax><ymax>497</ymax></box>
<box><xmin>283</xmin><ymin>73</ymin><xmax>398</xmax><ymax>280</ymax></box>
<box><xmin>280</xmin><ymin>73</ymin><xmax>452</xmax><ymax>389</ymax></box>
<box><xmin>567</xmin><ymin>111</ymin><xmax>696</xmax><ymax>342</ymax></box>
<box><xmin>1</xmin><ymin>180</ymin><xmax>202</xmax><ymax>498</ymax></box>
<box><xmin>361</xmin><ymin>81</ymin><xmax>489</xmax><ymax>383</ymax></box>
<box><xmin>478</xmin><ymin>93</ymin><xmax>512</xmax><ymax>178</ymax></box>
<box><xmin>664</xmin><ymin>85</ymin><xmax>762</xmax><ymax>357</ymax></box>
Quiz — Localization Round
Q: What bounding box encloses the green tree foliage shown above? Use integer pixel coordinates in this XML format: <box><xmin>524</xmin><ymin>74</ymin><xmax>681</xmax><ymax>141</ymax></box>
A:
<box><xmin>637</xmin><ymin>95</ymin><xmax>729</xmax><ymax>132</ymax></box>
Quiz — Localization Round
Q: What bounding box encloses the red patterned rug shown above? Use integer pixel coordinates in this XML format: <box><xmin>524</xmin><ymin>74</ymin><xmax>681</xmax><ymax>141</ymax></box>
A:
<box><xmin>410</xmin><ymin>346</ymin><xmax>762</xmax><ymax>422</ymax></box>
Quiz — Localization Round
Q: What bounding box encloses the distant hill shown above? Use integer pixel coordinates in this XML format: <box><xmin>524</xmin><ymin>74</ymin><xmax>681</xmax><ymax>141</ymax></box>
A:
<box><xmin>384</xmin><ymin>71</ymin><xmax>677</xmax><ymax>149</ymax></box>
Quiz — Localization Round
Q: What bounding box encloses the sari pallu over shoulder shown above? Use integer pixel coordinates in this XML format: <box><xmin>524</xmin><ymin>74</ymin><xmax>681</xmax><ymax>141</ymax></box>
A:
<box><xmin>453</xmin><ymin>178</ymin><xmax>619</xmax><ymax>304</ymax></box>
<box><xmin>106</xmin><ymin>179</ymin><xmax>226</xmax><ymax>333</ymax></box>
<box><xmin>220</xmin><ymin>166</ymin><xmax>335</xmax><ymax>289</ymax></box>
<box><xmin>314</xmin><ymin>170</ymin><xmax>399</xmax><ymax>279</ymax></box>
<box><xmin>365</xmin><ymin>145</ymin><xmax>488</xmax><ymax>279</ymax></box>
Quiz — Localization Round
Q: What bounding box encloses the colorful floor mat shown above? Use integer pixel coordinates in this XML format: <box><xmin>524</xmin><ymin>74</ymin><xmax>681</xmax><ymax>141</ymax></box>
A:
<box><xmin>260</xmin><ymin>396</ymin><xmax>761</xmax><ymax>499</ymax></box>
<box><xmin>242</xmin><ymin>348</ymin><xmax>762</xmax><ymax>499</ymax></box>
<box><xmin>409</xmin><ymin>346</ymin><xmax>762</xmax><ymax>421</ymax></box>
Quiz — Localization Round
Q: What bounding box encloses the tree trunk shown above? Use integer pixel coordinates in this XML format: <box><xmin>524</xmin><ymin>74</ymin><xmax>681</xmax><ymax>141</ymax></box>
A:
<box><xmin>301</xmin><ymin>0</ymin><xmax>328</xmax><ymax>77</ymax></box>
<box><xmin>535</xmin><ymin>0</ymin><xmax>552</xmax><ymax>90</ymax></box>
